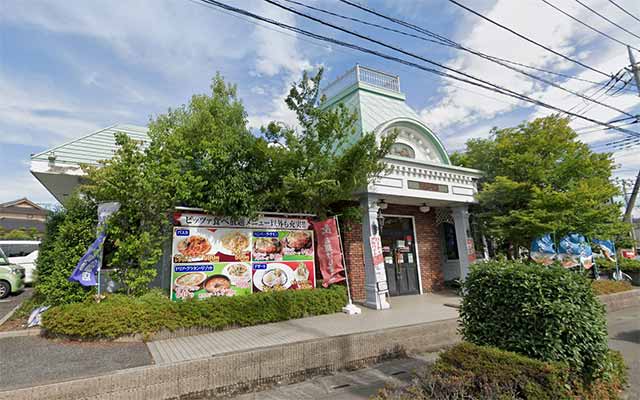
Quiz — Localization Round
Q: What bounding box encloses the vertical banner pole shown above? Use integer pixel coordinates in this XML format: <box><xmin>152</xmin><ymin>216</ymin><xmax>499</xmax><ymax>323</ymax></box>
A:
<box><xmin>334</xmin><ymin>215</ymin><xmax>352</xmax><ymax>305</ymax></box>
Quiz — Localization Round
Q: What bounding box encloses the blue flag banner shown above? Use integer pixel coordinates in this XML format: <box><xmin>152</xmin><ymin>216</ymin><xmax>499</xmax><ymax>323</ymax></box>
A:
<box><xmin>531</xmin><ymin>234</ymin><xmax>556</xmax><ymax>265</ymax></box>
<box><xmin>68</xmin><ymin>231</ymin><xmax>107</xmax><ymax>286</ymax></box>
<box><xmin>68</xmin><ymin>202</ymin><xmax>120</xmax><ymax>287</ymax></box>
<box><xmin>558</xmin><ymin>234</ymin><xmax>593</xmax><ymax>269</ymax></box>
<box><xmin>592</xmin><ymin>239</ymin><xmax>616</xmax><ymax>262</ymax></box>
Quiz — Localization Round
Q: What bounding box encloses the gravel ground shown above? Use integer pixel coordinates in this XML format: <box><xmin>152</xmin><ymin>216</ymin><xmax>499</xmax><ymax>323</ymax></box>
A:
<box><xmin>0</xmin><ymin>336</ymin><xmax>153</xmax><ymax>392</ymax></box>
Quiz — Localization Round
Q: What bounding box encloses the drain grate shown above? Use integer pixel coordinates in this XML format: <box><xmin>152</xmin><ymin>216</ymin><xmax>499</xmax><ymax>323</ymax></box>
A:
<box><xmin>331</xmin><ymin>383</ymin><xmax>352</xmax><ymax>390</ymax></box>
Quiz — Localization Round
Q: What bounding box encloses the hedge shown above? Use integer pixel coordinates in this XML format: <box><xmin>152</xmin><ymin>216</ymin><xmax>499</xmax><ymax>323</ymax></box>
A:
<box><xmin>42</xmin><ymin>285</ymin><xmax>347</xmax><ymax>340</ymax></box>
<box><xmin>592</xmin><ymin>280</ymin><xmax>633</xmax><ymax>295</ymax></box>
<box><xmin>597</xmin><ymin>257</ymin><xmax>640</xmax><ymax>273</ymax></box>
<box><xmin>460</xmin><ymin>260</ymin><xmax>610</xmax><ymax>380</ymax></box>
<box><xmin>373</xmin><ymin>342</ymin><xmax>627</xmax><ymax>400</ymax></box>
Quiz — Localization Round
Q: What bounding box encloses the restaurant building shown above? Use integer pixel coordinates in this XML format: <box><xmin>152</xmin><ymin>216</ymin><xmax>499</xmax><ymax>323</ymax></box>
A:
<box><xmin>30</xmin><ymin>65</ymin><xmax>482</xmax><ymax>310</ymax></box>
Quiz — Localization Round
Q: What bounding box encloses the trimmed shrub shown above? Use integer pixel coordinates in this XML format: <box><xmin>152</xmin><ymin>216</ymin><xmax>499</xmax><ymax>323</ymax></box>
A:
<box><xmin>592</xmin><ymin>280</ymin><xmax>633</xmax><ymax>295</ymax></box>
<box><xmin>373</xmin><ymin>342</ymin><xmax>627</xmax><ymax>400</ymax></box>
<box><xmin>42</xmin><ymin>285</ymin><xmax>347</xmax><ymax>340</ymax></box>
<box><xmin>597</xmin><ymin>257</ymin><xmax>640</xmax><ymax>273</ymax></box>
<box><xmin>34</xmin><ymin>195</ymin><xmax>97</xmax><ymax>305</ymax></box>
<box><xmin>460</xmin><ymin>260</ymin><xmax>609</xmax><ymax>380</ymax></box>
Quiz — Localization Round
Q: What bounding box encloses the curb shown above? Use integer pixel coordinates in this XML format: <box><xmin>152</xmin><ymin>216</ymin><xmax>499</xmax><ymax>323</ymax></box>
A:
<box><xmin>598</xmin><ymin>288</ymin><xmax>640</xmax><ymax>313</ymax></box>
<box><xmin>0</xmin><ymin>328</ymin><xmax>42</xmax><ymax>339</ymax></box>
<box><xmin>0</xmin><ymin>303</ymin><xmax>21</xmax><ymax>327</ymax></box>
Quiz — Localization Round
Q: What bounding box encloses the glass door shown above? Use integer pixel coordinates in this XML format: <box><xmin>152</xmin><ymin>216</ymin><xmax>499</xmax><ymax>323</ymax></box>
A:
<box><xmin>380</xmin><ymin>216</ymin><xmax>420</xmax><ymax>296</ymax></box>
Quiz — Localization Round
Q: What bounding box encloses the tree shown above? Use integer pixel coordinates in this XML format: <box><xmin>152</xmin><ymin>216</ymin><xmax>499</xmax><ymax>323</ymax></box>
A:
<box><xmin>262</xmin><ymin>69</ymin><xmax>395</xmax><ymax>218</ymax></box>
<box><xmin>452</xmin><ymin>115</ymin><xmax>626</xmax><ymax>255</ymax></box>
<box><xmin>37</xmin><ymin>70</ymin><xmax>393</xmax><ymax>300</ymax></box>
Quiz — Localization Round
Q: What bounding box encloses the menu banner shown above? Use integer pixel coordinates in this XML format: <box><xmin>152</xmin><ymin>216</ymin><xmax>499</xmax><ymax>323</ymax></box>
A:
<box><xmin>174</xmin><ymin>212</ymin><xmax>310</xmax><ymax>230</ymax></box>
<box><xmin>170</xmin><ymin>226</ymin><xmax>315</xmax><ymax>301</ymax></box>
<box><xmin>531</xmin><ymin>234</ymin><xmax>557</xmax><ymax>265</ymax></box>
<box><xmin>558</xmin><ymin>234</ymin><xmax>593</xmax><ymax>269</ymax></box>
<box><xmin>312</xmin><ymin>218</ymin><xmax>346</xmax><ymax>287</ymax></box>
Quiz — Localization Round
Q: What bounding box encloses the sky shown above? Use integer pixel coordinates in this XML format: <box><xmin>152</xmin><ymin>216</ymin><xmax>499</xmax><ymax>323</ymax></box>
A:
<box><xmin>1</xmin><ymin>0</ymin><xmax>639</xmax><ymax>213</ymax></box>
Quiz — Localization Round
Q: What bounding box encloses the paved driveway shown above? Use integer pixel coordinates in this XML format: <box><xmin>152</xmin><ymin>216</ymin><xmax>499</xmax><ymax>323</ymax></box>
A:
<box><xmin>0</xmin><ymin>287</ymin><xmax>32</xmax><ymax>324</ymax></box>
<box><xmin>0</xmin><ymin>336</ymin><xmax>153</xmax><ymax>391</ymax></box>
<box><xmin>608</xmin><ymin>306</ymin><xmax>640</xmax><ymax>400</ymax></box>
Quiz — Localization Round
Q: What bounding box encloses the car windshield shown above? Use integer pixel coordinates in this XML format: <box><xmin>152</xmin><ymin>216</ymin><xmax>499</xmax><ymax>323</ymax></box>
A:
<box><xmin>0</xmin><ymin>248</ymin><xmax>9</xmax><ymax>265</ymax></box>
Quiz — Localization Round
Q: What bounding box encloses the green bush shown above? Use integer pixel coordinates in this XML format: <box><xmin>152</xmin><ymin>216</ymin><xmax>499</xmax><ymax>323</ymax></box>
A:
<box><xmin>592</xmin><ymin>280</ymin><xmax>633</xmax><ymax>295</ymax></box>
<box><xmin>42</xmin><ymin>286</ymin><xmax>347</xmax><ymax>340</ymax></box>
<box><xmin>460</xmin><ymin>260</ymin><xmax>609</xmax><ymax>380</ymax></box>
<box><xmin>373</xmin><ymin>342</ymin><xmax>627</xmax><ymax>400</ymax></box>
<box><xmin>597</xmin><ymin>257</ymin><xmax>640</xmax><ymax>273</ymax></box>
<box><xmin>34</xmin><ymin>195</ymin><xmax>97</xmax><ymax>305</ymax></box>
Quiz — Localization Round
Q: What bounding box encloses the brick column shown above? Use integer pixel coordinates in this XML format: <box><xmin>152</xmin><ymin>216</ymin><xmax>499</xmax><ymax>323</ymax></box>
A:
<box><xmin>340</xmin><ymin>219</ymin><xmax>366</xmax><ymax>302</ymax></box>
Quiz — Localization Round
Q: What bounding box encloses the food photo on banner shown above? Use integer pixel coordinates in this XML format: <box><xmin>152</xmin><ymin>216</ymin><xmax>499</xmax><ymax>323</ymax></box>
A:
<box><xmin>558</xmin><ymin>234</ymin><xmax>593</xmax><ymax>269</ymax></box>
<box><xmin>170</xmin><ymin>215</ymin><xmax>316</xmax><ymax>301</ymax></box>
<box><xmin>530</xmin><ymin>234</ymin><xmax>557</xmax><ymax>265</ymax></box>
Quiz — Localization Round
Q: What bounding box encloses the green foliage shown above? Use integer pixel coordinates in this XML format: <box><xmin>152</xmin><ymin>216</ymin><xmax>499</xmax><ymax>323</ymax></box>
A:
<box><xmin>597</xmin><ymin>257</ymin><xmax>640</xmax><ymax>273</ymax></box>
<box><xmin>34</xmin><ymin>196</ymin><xmax>96</xmax><ymax>305</ymax></box>
<box><xmin>42</xmin><ymin>286</ymin><xmax>347</xmax><ymax>339</ymax></box>
<box><xmin>0</xmin><ymin>227</ymin><xmax>41</xmax><ymax>240</ymax></box>
<box><xmin>591</xmin><ymin>280</ymin><xmax>633</xmax><ymax>295</ymax></box>
<box><xmin>262</xmin><ymin>69</ymin><xmax>396</xmax><ymax>219</ymax></box>
<box><xmin>42</xmin><ymin>70</ymin><xmax>392</xmax><ymax>297</ymax></box>
<box><xmin>453</xmin><ymin>115</ymin><xmax>627</xmax><ymax>252</ymax></box>
<box><xmin>373</xmin><ymin>343</ymin><xmax>626</xmax><ymax>400</ymax></box>
<box><xmin>460</xmin><ymin>260</ymin><xmax>610</xmax><ymax>380</ymax></box>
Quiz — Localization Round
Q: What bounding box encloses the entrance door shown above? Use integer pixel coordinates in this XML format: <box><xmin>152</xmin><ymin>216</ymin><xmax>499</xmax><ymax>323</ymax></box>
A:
<box><xmin>380</xmin><ymin>216</ymin><xmax>420</xmax><ymax>296</ymax></box>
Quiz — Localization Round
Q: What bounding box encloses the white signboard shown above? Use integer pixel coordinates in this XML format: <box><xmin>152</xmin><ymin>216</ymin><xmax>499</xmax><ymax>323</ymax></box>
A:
<box><xmin>174</xmin><ymin>212</ymin><xmax>311</xmax><ymax>230</ymax></box>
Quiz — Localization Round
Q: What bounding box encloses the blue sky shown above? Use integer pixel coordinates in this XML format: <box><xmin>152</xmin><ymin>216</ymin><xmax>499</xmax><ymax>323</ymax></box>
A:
<box><xmin>1</xmin><ymin>0</ymin><xmax>639</xmax><ymax>211</ymax></box>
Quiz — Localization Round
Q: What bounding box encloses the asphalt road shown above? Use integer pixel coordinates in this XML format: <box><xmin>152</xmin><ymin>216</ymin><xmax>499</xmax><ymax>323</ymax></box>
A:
<box><xmin>230</xmin><ymin>306</ymin><xmax>640</xmax><ymax>400</ymax></box>
<box><xmin>0</xmin><ymin>287</ymin><xmax>32</xmax><ymax>323</ymax></box>
<box><xmin>0</xmin><ymin>337</ymin><xmax>152</xmax><ymax>392</ymax></box>
<box><xmin>608</xmin><ymin>306</ymin><xmax>640</xmax><ymax>400</ymax></box>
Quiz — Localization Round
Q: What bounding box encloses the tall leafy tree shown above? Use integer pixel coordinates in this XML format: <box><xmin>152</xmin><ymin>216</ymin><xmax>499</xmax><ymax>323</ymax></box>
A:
<box><xmin>39</xmin><ymin>70</ymin><xmax>393</xmax><ymax>299</ymax></box>
<box><xmin>263</xmin><ymin>69</ymin><xmax>395</xmax><ymax>218</ymax></box>
<box><xmin>451</xmin><ymin>115</ymin><xmax>626</xmax><ymax>255</ymax></box>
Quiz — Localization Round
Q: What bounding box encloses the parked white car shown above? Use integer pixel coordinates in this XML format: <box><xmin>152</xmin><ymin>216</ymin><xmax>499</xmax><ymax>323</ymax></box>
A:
<box><xmin>8</xmin><ymin>250</ymin><xmax>38</xmax><ymax>284</ymax></box>
<box><xmin>0</xmin><ymin>240</ymin><xmax>40</xmax><ymax>285</ymax></box>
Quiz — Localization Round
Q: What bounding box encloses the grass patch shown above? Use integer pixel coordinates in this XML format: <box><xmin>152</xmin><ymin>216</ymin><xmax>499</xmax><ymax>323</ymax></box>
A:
<box><xmin>42</xmin><ymin>286</ymin><xmax>347</xmax><ymax>340</ymax></box>
<box><xmin>592</xmin><ymin>280</ymin><xmax>633</xmax><ymax>296</ymax></box>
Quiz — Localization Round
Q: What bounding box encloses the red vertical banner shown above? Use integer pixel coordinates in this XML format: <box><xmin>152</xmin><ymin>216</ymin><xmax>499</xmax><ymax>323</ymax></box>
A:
<box><xmin>312</xmin><ymin>218</ymin><xmax>346</xmax><ymax>287</ymax></box>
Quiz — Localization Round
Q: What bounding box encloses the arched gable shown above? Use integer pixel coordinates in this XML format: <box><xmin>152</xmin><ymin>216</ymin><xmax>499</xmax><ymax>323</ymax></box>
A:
<box><xmin>375</xmin><ymin>117</ymin><xmax>451</xmax><ymax>165</ymax></box>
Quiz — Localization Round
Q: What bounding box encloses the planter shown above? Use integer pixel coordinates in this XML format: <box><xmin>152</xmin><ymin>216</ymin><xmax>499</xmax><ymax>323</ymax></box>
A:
<box><xmin>626</xmin><ymin>270</ymin><xmax>640</xmax><ymax>286</ymax></box>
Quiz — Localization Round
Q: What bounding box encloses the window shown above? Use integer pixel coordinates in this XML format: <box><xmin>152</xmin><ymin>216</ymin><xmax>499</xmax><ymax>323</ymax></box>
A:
<box><xmin>390</xmin><ymin>143</ymin><xmax>415</xmax><ymax>158</ymax></box>
<box><xmin>443</xmin><ymin>223</ymin><xmax>459</xmax><ymax>260</ymax></box>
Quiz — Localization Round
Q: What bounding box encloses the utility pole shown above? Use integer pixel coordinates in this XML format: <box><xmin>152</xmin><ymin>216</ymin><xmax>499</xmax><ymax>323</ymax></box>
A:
<box><xmin>624</xmin><ymin>47</ymin><xmax>640</xmax><ymax>246</ymax></box>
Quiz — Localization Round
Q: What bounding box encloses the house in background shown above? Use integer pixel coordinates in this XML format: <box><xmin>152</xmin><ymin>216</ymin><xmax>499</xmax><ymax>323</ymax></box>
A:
<box><xmin>0</xmin><ymin>198</ymin><xmax>48</xmax><ymax>233</ymax></box>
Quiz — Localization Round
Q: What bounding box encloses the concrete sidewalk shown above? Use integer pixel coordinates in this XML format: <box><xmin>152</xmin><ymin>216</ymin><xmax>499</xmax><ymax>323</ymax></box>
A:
<box><xmin>147</xmin><ymin>292</ymin><xmax>460</xmax><ymax>365</ymax></box>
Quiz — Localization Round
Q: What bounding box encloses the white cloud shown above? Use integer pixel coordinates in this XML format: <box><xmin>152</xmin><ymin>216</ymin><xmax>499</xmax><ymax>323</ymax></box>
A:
<box><xmin>420</xmin><ymin>0</ymin><xmax>640</xmax><ymax>136</ymax></box>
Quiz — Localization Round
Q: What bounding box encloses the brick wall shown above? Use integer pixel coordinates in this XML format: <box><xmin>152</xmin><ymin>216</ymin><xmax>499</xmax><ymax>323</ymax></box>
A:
<box><xmin>341</xmin><ymin>220</ymin><xmax>366</xmax><ymax>302</ymax></box>
<box><xmin>339</xmin><ymin>204</ymin><xmax>444</xmax><ymax>302</ymax></box>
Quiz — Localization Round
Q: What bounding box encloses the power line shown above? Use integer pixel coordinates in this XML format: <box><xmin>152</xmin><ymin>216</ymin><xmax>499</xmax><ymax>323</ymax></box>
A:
<box><xmin>195</xmin><ymin>0</ymin><xmax>640</xmax><ymax>139</ymax></box>
<box><xmin>446</xmin><ymin>0</ymin><xmax>615</xmax><ymax>78</ymax></box>
<box><xmin>608</xmin><ymin>0</ymin><xmax>640</xmax><ymax>24</ymax></box>
<box><xmin>287</xmin><ymin>0</ymin><xmax>633</xmax><ymax>93</ymax></box>
<box><xmin>573</xmin><ymin>0</ymin><xmax>640</xmax><ymax>41</ymax></box>
<box><xmin>270</xmin><ymin>0</ymin><xmax>636</xmax><ymax>119</ymax></box>
<box><xmin>541</xmin><ymin>0</ymin><xmax>640</xmax><ymax>52</ymax></box>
